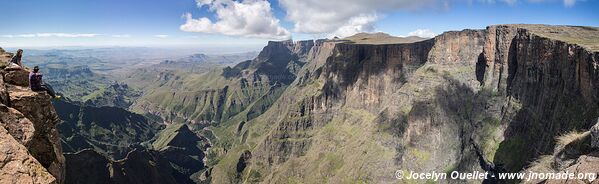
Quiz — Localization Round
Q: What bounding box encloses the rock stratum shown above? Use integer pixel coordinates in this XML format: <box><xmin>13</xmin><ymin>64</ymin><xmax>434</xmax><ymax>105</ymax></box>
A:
<box><xmin>0</xmin><ymin>50</ymin><xmax>65</xmax><ymax>183</ymax></box>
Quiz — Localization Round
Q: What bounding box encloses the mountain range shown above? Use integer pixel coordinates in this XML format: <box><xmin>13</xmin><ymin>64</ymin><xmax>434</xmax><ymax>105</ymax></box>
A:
<box><xmin>1</xmin><ymin>24</ymin><xmax>599</xmax><ymax>184</ymax></box>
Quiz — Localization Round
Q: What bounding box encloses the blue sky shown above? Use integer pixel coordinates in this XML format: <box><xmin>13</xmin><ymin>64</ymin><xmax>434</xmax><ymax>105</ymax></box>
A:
<box><xmin>0</xmin><ymin>0</ymin><xmax>597</xmax><ymax>48</ymax></box>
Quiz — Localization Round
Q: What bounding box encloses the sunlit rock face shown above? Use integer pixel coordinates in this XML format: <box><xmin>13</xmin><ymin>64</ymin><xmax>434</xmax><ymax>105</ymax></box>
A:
<box><xmin>0</xmin><ymin>48</ymin><xmax>66</xmax><ymax>183</ymax></box>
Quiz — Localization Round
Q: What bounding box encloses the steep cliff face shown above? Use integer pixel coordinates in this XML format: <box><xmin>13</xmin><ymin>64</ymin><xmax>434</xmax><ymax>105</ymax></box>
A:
<box><xmin>205</xmin><ymin>25</ymin><xmax>599</xmax><ymax>183</ymax></box>
<box><xmin>0</xmin><ymin>125</ymin><xmax>55</xmax><ymax>184</ymax></box>
<box><xmin>0</xmin><ymin>48</ymin><xmax>66</xmax><ymax>183</ymax></box>
<box><xmin>481</xmin><ymin>25</ymin><xmax>599</xmax><ymax>172</ymax></box>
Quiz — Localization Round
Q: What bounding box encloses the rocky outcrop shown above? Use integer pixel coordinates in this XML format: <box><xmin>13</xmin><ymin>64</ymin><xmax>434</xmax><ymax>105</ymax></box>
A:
<box><xmin>4</xmin><ymin>69</ymin><xmax>30</xmax><ymax>87</ymax></box>
<box><xmin>0</xmin><ymin>104</ymin><xmax>34</xmax><ymax>145</ymax></box>
<box><xmin>0</xmin><ymin>126</ymin><xmax>56</xmax><ymax>184</ymax></box>
<box><xmin>525</xmin><ymin>120</ymin><xmax>599</xmax><ymax>184</ymax></box>
<box><xmin>544</xmin><ymin>153</ymin><xmax>599</xmax><ymax>184</ymax></box>
<box><xmin>0</xmin><ymin>54</ymin><xmax>66</xmax><ymax>184</ymax></box>
<box><xmin>8</xmin><ymin>86</ymin><xmax>65</xmax><ymax>182</ymax></box>
<box><xmin>0</xmin><ymin>48</ymin><xmax>12</xmax><ymax>65</ymax></box>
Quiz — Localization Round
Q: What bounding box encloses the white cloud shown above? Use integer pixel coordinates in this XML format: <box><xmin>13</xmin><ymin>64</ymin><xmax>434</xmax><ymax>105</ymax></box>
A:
<box><xmin>278</xmin><ymin>0</ymin><xmax>579</xmax><ymax>38</ymax></box>
<box><xmin>279</xmin><ymin>0</ymin><xmax>440</xmax><ymax>37</ymax></box>
<box><xmin>180</xmin><ymin>0</ymin><xmax>290</xmax><ymax>40</ymax></box>
<box><xmin>407</xmin><ymin>29</ymin><xmax>437</xmax><ymax>38</ymax></box>
<box><xmin>331</xmin><ymin>14</ymin><xmax>378</xmax><ymax>38</ymax></box>
<box><xmin>1</xmin><ymin>33</ymin><xmax>100</xmax><ymax>38</ymax></box>
<box><xmin>154</xmin><ymin>35</ymin><xmax>169</xmax><ymax>38</ymax></box>
<box><xmin>112</xmin><ymin>34</ymin><xmax>131</xmax><ymax>38</ymax></box>
<box><xmin>483</xmin><ymin>0</ymin><xmax>579</xmax><ymax>6</ymax></box>
<box><xmin>1</xmin><ymin>34</ymin><xmax>35</xmax><ymax>38</ymax></box>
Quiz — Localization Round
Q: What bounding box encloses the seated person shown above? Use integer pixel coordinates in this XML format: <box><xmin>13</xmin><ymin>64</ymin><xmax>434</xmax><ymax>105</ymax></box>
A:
<box><xmin>29</xmin><ymin>66</ymin><xmax>60</xmax><ymax>99</ymax></box>
<box><xmin>9</xmin><ymin>49</ymin><xmax>23</xmax><ymax>67</ymax></box>
<box><xmin>4</xmin><ymin>49</ymin><xmax>24</xmax><ymax>71</ymax></box>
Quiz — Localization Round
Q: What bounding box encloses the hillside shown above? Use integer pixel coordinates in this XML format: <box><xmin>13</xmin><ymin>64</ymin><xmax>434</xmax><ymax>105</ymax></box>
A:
<box><xmin>126</xmin><ymin>40</ymin><xmax>309</xmax><ymax>126</ymax></box>
<box><xmin>82</xmin><ymin>82</ymin><xmax>141</xmax><ymax>109</ymax></box>
<box><xmin>54</xmin><ymin>99</ymin><xmax>161</xmax><ymax>159</ymax></box>
<box><xmin>152</xmin><ymin>123</ymin><xmax>211</xmax><ymax>184</ymax></box>
<box><xmin>123</xmin><ymin>24</ymin><xmax>599</xmax><ymax>183</ymax></box>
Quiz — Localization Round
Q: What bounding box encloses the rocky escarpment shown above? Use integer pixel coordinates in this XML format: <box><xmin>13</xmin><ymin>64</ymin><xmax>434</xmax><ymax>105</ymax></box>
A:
<box><xmin>203</xmin><ymin>25</ymin><xmax>599</xmax><ymax>183</ymax></box>
<box><xmin>481</xmin><ymin>25</ymin><xmax>599</xmax><ymax>172</ymax></box>
<box><xmin>0</xmin><ymin>48</ymin><xmax>66</xmax><ymax>183</ymax></box>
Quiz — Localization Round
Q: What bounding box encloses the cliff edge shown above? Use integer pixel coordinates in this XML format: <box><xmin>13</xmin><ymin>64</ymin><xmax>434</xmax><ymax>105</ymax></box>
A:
<box><xmin>0</xmin><ymin>48</ymin><xmax>65</xmax><ymax>184</ymax></box>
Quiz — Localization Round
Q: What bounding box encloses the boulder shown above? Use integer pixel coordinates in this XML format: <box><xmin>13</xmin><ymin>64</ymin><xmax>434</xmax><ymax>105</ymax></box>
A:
<box><xmin>591</xmin><ymin>120</ymin><xmax>599</xmax><ymax>149</ymax></box>
<box><xmin>4</xmin><ymin>69</ymin><xmax>29</xmax><ymax>87</ymax></box>
<box><xmin>0</xmin><ymin>126</ymin><xmax>56</xmax><ymax>184</ymax></box>
<box><xmin>8</xmin><ymin>85</ymin><xmax>65</xmax><ymax>183</ymax></box>
<box><xmin>0</xmin><ymin>103</ymin><xmax>35</xmax><ymax>145</ymax></box>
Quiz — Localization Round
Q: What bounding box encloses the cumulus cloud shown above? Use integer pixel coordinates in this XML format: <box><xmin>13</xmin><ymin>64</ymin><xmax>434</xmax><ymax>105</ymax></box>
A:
<box><xmin>180</xmin><ymin>0</ymin><xmax>290</xmax><ymax>40</ymax></box>
<box><xmin>407</xmin><ymin>29</ymin><xmax>437</xmax><ymax>38</ymax></box>
<box><xmin>278</xmin><ymin>0</ymin><xmax>579</xmax><ymax>37</ymax></box>
<box><xmin>1</xmin><ymin>33</ymin><xmax>100</xmax><ymax>38</ymax></box>
<box><xmin>154</xmin><ymin>35</ymin><xmax>169</xmax><ymax>38</ymax></box>
<box><xmin>279</xmin><ymin>0</ymin><xmax>440</xmax><ymax>37</ymax></box>
<box><xmin>329</xmin><ymin>14</ymin><xmax>378</xmax><ymax>38</ymax></box>
<box><xmin>180</xmin><ymin>0</ymin><xmax>579</xmax><ymax>39</ymax></box>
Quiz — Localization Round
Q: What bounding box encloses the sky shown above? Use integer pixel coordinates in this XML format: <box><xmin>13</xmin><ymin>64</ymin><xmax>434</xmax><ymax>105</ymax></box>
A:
<box><xmin>0</xmin><ymin>0</ymin><xmax>597</xmax><ymax>49</ymax></box>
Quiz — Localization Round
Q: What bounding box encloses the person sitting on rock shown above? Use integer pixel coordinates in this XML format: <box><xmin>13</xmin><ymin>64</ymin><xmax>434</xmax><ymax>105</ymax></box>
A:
<box><xmin>9</xmin><ymin>49</ymin><xmax>23</xmax><ymax>67</ymax></box>
<box><xmin>29</xmin><ymin>66</ymin><xmax>60</xmax><ymax>99</ymax></box>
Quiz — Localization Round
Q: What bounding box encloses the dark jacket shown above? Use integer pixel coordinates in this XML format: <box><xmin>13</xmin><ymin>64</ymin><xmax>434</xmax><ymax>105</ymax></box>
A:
<box><xmin>10</xmin><ymin>55</ymin><xmax>21</xmax><ymax>65</ymax></box>
<box><xmin>29</xmin><ymin>72</ymin><xmax>43</xmax><ymax>90</ymax></box>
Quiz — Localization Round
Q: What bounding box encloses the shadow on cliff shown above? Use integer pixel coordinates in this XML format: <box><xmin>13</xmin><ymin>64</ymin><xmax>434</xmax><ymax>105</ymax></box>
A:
<box><xmin>322</xmin><ymin>40</ymin><xmax>435</xmax><ymax>101</ymax></box>
<box><xmin>490</xmin><ymin>35</ymin><xmax>599</xmax><ymax>174</ymax></box>
<box><xmin>376</xmin><ymin>73</ymin><xmax>497</xmax><ymax>171</ymax></box>
<box><xmin>433</xmin><ymin>75</ymin><xmax>498</xmax><ymax>173</ymax></box>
